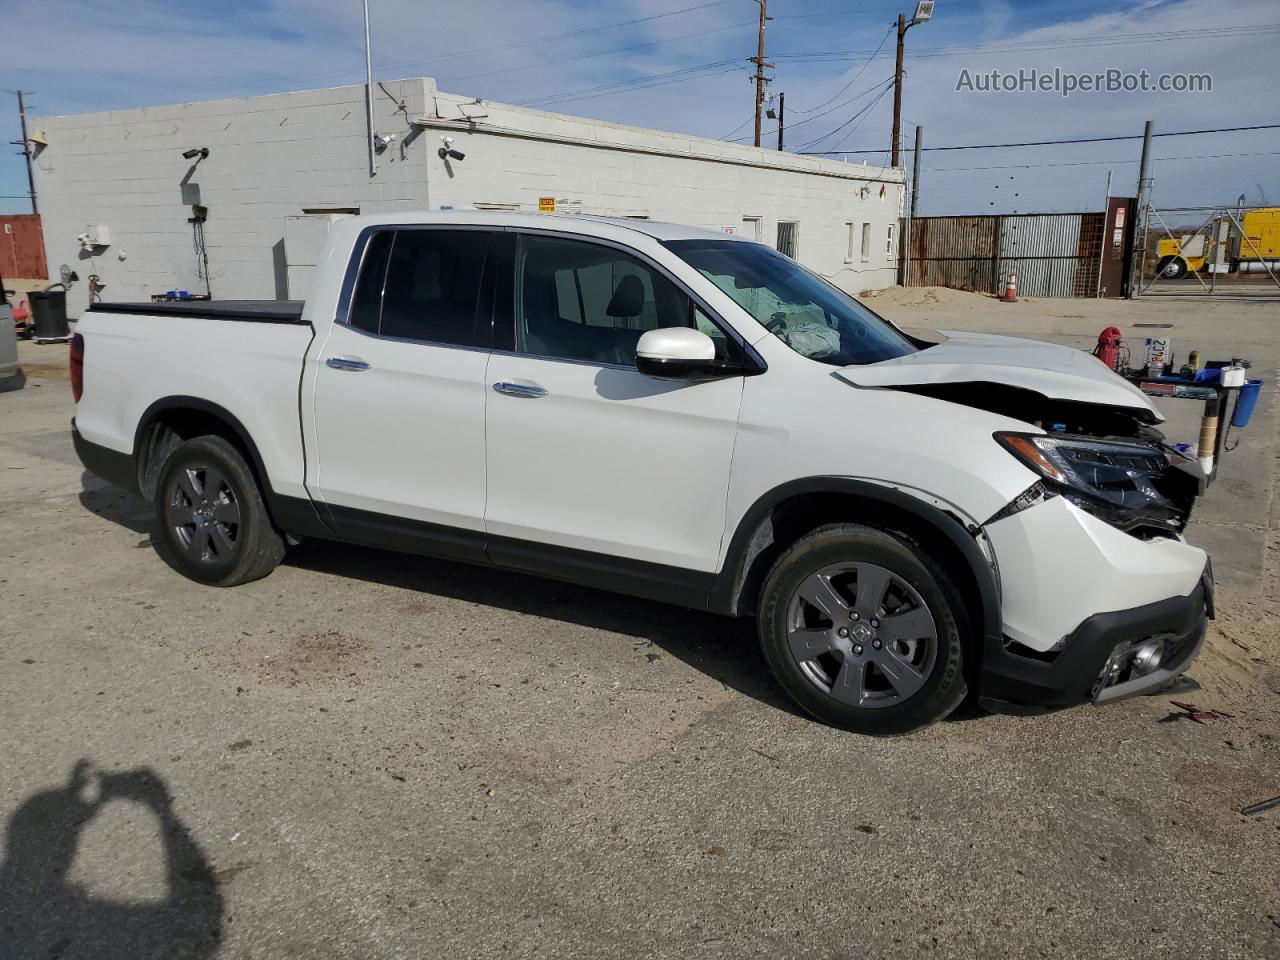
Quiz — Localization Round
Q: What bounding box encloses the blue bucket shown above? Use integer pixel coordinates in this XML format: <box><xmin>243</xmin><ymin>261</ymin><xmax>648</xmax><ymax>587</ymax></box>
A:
<box><xmin>1232</xmin><ymin>379</ymin><xmax>1263</xmax><ymax>429</ymax></box>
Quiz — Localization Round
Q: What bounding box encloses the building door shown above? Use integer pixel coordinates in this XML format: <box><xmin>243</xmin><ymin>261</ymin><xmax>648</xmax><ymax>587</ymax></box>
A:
<box><xmin>1099</xmin><ymin>197</ymin><xmax>1136</xmax><ymax>298</ymax></box>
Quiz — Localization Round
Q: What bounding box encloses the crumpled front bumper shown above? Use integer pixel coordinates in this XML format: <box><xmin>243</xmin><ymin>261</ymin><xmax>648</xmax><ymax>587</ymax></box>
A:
<box><xmin>979</xmin><ymin>560</ymin><xmax>1213</xmax><ymax>710</ymax></box>
<box><xmin>977</xmin><ymin>493</ymin><xmax>1213</xmax><ymax>710</ymax></box>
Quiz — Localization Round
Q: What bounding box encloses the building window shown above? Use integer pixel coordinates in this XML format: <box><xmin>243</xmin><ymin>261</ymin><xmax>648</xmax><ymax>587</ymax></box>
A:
<box><xmin>743</xmin><ymin>216</ymin><xmax>762</xmax><ymax>241</ymax></box>
<box><xmin>473</xmin><ymin>202</ymin><xmax>520</xmax><ymax>211</ymax></box>
<box><xmin>844</xmin><ymin>222</ymin><xmax>856</xmax><ymax>263</ymax></box>
<box><xmin>776</xmin><ymin>221</ymin><xmax>799</xmax><ymax>259</ymax></box>
<box><xmin>860</xmin><ymin>223</ymin><xmax>871</xmax><ymax>262</ymax></box>
<box><xmin>886</xmin><ymin>224</ymin><xmax>895</xmax><ymax>258</ymax></box>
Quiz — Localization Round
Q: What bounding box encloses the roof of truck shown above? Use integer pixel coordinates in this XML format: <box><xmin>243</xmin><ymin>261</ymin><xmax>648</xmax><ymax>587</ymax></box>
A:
<box><xmin>336</xmin><ymin>210</ymin><xmax>750</xmax><ymax>244</ymax></box>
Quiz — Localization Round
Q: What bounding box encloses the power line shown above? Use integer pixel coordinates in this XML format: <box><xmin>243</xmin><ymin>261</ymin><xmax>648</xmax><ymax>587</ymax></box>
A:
<box><xmin>923</xmin><ymin>150</ymin><xmax>1280</xmax><ymax>174</ymax></box>
<box><xmin>431</xmin><ymin>3</ymin><xmax>902</xmax><ymax>85</ymax></box>
<box><xmin>519</xmin><ymin>59</ymin><xmax>745</xmax><ymax>107</ymax></box>
<box><xmin>729</xmin><ymin>76</ymin><xmax>893</xmax><ymax>143</ymax></box>
<box><xmin>795</xmin><ymin>80</ymin><xmax>894</xmax><ymax>150</ymax></box>
<box><xmin>401</xmin><ymin>0</ymin><xmax>745</xmax><ymax>69</ymax></box>
<box><xmin>790</xmin><ymin>25</ymin><xmax>893</xmax><ymax>115</ymax></box>
<box><xmin>141</xmin><ymin>0</ymin><xmax>750</xmax><ymax>99</ymax></box>
<box><xmin>721</xmin><ymin>114</ymin><xmax>756</xmax><ymax>141</ymax></box>
<box><xmin>772</xmin><ymin>23</ymin><xmax>1280</xmax><ymax>64</ymax></box>
<box><xmin>803</xmin><ymin>123</ymin><xmax>1280</xmax><ymax>155</ymax></box>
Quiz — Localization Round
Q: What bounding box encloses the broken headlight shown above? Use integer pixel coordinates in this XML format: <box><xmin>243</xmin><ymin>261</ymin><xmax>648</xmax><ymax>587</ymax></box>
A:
<box><xmin>994</xmin><ymin>432</ymin><xmax>1197</xmax><ymax>537</ymax></box>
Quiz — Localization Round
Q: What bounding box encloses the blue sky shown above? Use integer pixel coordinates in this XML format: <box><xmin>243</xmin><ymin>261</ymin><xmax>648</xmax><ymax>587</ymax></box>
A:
<box><xmin>1</xmin><ymin>0</ymin><xmax>1276</xmax><ymax>215</ymax></box>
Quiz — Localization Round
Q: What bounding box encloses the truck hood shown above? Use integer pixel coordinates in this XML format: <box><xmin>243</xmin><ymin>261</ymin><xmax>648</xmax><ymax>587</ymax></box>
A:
<box><xmin>836</xmin><ymin>330</ymin><xmax>1162</xmax><ymax>422</ymax></box>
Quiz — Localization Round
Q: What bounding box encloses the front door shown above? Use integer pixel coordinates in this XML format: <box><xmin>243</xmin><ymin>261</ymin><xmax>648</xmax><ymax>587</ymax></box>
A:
<box><xmin>483</xmin><ymin>232</ymin><xmax>744</xmax><ymax>599</ymax></box>
<box><xmin>309</xmin><ymin>227</ymin><xmax>497</xmax><ymax>560</ymax></box>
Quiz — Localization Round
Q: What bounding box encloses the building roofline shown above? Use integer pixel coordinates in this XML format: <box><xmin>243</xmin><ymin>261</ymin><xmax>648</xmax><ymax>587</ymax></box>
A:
<box><xmin>32</xmin><ymin>75</ymin><xmax>903</xmax><ymax>183</ymax></box>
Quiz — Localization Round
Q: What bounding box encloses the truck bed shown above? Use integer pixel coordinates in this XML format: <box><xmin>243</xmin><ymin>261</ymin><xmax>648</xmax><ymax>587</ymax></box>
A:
<box><xmin>88</xmin><ymin>300</ymin><xmax>306</xmax><ymax>323</ymax></box>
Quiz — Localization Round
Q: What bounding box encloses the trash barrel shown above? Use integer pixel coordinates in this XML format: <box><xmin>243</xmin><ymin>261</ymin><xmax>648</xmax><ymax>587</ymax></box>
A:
<box><xmin>1231</xmin><ymin>379</ymin><xmax>1263</xmax><ymax>429</ymax></box>
<box><xmin>29</xmin><ymin>290</ymin><xmax>69</xmax><ymax>339</ymax></box>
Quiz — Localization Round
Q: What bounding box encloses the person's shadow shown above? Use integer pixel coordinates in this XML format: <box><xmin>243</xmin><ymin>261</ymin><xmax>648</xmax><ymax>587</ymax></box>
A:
<box><xmin>0</xmin><ymin>762</ymin><xmax>223</xmax><ymax>959</ymax></box>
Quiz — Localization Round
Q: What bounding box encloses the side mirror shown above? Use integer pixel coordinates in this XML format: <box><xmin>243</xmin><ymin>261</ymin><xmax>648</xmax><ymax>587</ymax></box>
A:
<box><xmin>636</xmin><ymin>327</ymin><xmax>724</xmax><ymax>379</ymax></box>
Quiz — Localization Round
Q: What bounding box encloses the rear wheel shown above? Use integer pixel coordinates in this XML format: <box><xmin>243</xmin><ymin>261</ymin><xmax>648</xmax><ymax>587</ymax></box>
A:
<box><xmin>153</xmin><ymin>435</ymin><xmax>285</xmax><ymax>586</ymax></box>
<box><xmin>758</xmin><ymin>524</ymin><xmax>968</xmax><ymax>736</ymax></box>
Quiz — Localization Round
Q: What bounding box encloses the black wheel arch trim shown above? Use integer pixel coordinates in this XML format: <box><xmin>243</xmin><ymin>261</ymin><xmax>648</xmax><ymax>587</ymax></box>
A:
<box><xmin>709</xmin><ymin>477</ymin><xmax>1003</xmax><ymax>648</ymax></box>
<box><xmin>131</xmin><ymin>396</ymin><xmax>333</xmax><ymax>538</ymax></box>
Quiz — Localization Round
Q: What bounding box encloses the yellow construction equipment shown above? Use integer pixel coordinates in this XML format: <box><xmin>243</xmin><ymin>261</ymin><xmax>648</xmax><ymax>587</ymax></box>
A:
<box><xmin>1156</xmin><ymin>207</ymin><xmax>1280</xmax><ymax>279</ymax></box>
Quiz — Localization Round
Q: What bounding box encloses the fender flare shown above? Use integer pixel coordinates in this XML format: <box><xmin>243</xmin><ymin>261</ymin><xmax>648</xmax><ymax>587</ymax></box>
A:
<box><xmin>134</xmin><ymin>395</ymin><xmax>273</xmax><ymax>493</ymax></box>
<box><xmin>132</xmin><ymin>396</ymin><xmax>331</xmax><ymax>537</ymax></box>
<box><xmin>709</xmin><ymin>477</ymin><xmax>1003</xmax><ymax>649</ymax></box>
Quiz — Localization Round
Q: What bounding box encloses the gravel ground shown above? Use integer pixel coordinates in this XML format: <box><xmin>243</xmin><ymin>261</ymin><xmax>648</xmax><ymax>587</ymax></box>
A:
<box><xmin>1</xmin><ymin>294</ymin><xmax>1277</xmax><ymax>959</ymax></box>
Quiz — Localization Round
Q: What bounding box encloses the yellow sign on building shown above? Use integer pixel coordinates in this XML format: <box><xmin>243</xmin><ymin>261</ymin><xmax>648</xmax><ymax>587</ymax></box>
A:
<box><xmin>538</xmin><ymin>197</ymin><xmax>556</xmax><ymax>213</ymax></box>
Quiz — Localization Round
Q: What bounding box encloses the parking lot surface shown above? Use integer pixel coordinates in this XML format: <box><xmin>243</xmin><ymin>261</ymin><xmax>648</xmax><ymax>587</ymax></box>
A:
<box><xmin>2</xmin><ymin>292</ymin><xmax>1277</xmax><ymax>959</ymax></box>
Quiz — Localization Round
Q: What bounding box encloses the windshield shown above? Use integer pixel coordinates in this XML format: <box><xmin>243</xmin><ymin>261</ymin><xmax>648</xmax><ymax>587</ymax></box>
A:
<box><xmin>663</xmin><ymin>239</ymin><xmax>917</xmax><ymax>366</ymax></box>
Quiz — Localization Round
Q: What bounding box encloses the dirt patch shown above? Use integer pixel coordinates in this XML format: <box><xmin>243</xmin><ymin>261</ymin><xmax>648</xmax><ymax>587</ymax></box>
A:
<box><xmin>227</xmin><ymin>629</ymin><xmax>373</xmax><ymax>689</ymax></box>
<box><xmin>858</xmin><ymin>285</ymin><xmax>998</xmax><ymax>311</ymax></box>
<box><xmin>20</xmin><ymin>361</ymin><xmax>70</xmax><ymax>381</ymax></box>
<box><xmin>1196</xmin><ymin>617</ymin><xmax>1273</xmax><ymax>699</ymax></box>
<box><xmin>15</xmin><ymin>341</ymin><xmax>73</xmax><ymax>381</ymax></box>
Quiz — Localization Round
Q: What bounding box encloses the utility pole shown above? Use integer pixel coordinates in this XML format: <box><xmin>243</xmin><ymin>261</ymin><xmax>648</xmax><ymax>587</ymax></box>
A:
<box><xmin>891</xmin><ymin>14</ymin><xmax>906</xmax><ymax>167</ymax></box>
<box><xmin>363</xmin><ymin>0</ymin><xmax>376</xmax><ymax>178</ymax></box>
<box><xmin>903</xmin><ymin>124</ymin><xmax>923</xmax><ymax>287</ymax></box>
<box><xmin>14</xmin><ymin>91</ymin><xmax>37</xmax><ymax>214</ymax></box>
<box><xmin>1128</xmin><ymin>120</ymin><xmax>1154</xmax><ymax>298</ymax></box>
<box><xmin>890</xmin><ymin>2</ymin><xmax>933</xmax><ymax>168</ymax></box>
<box><xmin>909</xmin><ymin>124</ymin><xmax>924</xmax><ymax>220</ymax></box>
<box><xmin>776</xmin><ymin>93</ymin><xmax>785</xmax><ymax>151</ymax></box>
<box><xmin>751</xmin><ymin>0</ymin><xmax>772</xmax><ymax>148</ymax></box>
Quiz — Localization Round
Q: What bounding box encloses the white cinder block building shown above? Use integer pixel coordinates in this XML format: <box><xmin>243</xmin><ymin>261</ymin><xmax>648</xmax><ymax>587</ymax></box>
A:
<box><xmin>33</xmin><ymin>77</ymin><xmax>904</xmax><ymax>318</ymax></box>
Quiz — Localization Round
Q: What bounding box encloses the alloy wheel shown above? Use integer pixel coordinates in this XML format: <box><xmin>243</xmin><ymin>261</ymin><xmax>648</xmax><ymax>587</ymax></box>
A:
<box><xmin>165</xmin><ymin>463</ymin><xmax>242</xmax><ymax>565</ymax></box>
<box><xmin>785</xmin><ymin>561</ymin><xmax>938</xmax><ymax>708</ymax></box>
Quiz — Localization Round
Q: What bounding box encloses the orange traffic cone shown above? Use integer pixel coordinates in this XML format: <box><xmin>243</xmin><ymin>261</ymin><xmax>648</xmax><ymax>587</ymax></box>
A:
<box><xmin>1000</xmin><ymin>270</ymin><xmax>1018</xmax><ymax>303</ymax></box>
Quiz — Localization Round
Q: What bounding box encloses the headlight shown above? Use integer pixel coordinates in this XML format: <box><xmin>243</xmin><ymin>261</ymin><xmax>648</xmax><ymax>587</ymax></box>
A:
<box><xmin>994</xmin><ymin>432</ymin><xmax>1195</xmax><ymax>536</ymax></box>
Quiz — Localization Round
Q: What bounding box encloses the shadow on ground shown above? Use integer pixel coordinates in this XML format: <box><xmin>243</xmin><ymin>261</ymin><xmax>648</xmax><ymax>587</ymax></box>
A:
<box><xmin>285</xmin><ymin>537</ymin><xmax>807</xmax><ymax>718</ymax></box>
<box><xmin>0</xmin><ymin>762</ymin><xmax>223</xmax><ymax>959</ymax></box>
<box><xmin>78</xmin><ymin>474</ymin><xmax>152</xmax><ymax>535</ymax></box>
<box><xmin>78</xmin><ymin>477</ymin><xmax>1001</xmax><ymax>725</ymax></box>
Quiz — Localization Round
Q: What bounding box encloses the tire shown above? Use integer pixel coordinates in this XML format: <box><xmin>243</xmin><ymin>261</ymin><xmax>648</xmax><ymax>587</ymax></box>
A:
<box><xmin>1160</xmin><ymin>257</ymin><xmax>1187</xmax><ymax>280</ymax></box>
<box><xmin>152</xmin><ymin>434</ymin><xmax>285</xmax><ymax>586</ymax></box>
<box><xmin>758</xmin><ymin>523</ymin><xmax>968</xmax><ymax>736</ymax></box>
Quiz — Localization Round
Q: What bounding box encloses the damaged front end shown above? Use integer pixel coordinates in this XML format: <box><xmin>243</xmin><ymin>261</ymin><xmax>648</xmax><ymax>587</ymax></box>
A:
<box><xmin>898</xmin><ymin>381</ymin><xmax>1203</xmax><ymax>540</ymax></box>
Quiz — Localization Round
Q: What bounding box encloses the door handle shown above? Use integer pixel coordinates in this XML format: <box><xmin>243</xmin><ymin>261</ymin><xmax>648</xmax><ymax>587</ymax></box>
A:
<box><xmin>326</xmin><ymin>356</ymin><xmax>371</xmax><ymax>372</ymax></box>
<box><xmin>493</xmin><ymin>381</ymin><xmax>547</xmax><ymax>399</ymax></box>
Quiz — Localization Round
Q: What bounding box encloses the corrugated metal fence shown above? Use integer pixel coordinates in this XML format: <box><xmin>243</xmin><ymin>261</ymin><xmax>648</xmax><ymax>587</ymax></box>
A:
<box><xmin>0</xmin><ymin>214</ymin><xmax>47</xmax><ymax>279</ymax></box>
<box><xmin>906</xmin><ymin>212</ymin><xmax>1105</xmax><ymax>298</ymax></box>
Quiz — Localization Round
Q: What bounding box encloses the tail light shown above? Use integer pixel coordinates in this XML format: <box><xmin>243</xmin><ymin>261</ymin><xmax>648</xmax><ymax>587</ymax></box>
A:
<box><xmin>70</xmin><ymin>333</ymin><xmax>85</xmax><ymax>403</ymax></box>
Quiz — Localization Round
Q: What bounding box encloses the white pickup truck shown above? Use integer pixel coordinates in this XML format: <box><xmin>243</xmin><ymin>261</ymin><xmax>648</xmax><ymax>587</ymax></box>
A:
<box><xmin>71</xmin><ymin>212</ymin><xmax>1212</xmax><ymax>734</ymax></box>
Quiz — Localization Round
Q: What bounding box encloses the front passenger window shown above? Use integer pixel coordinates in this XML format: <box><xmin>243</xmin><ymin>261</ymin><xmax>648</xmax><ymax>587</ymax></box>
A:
<box><xmin>515</xmin><ymin>235</ymin><xmax>728</xmax><ymax>367</ymax></box>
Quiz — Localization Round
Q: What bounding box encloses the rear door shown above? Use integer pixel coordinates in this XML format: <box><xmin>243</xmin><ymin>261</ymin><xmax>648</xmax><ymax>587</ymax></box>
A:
<box><xmin>309</xmin><ymin>227</ymin><xmax>502</xmax><ymax>560</ymax></box>
<box><xmin>483</xmin><ymin>232</ymin><xmax>745</xmax><ymax>597</ymax></box>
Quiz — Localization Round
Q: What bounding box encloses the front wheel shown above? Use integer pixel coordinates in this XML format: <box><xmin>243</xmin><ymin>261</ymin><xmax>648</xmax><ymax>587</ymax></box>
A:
<box><xmin>758</xmin><ymin>524</ymin><xmax>968</xmax><ymax>736</ymax></box>
<box><xmin>1160</xmin><ymin>257</ymin><xmax>1187</xmax><ymax>280</ymax></box>
<box><xmin>153</xmin><ymin>435</ymin><xmax>285</xmax><ymax>586</ymax></box>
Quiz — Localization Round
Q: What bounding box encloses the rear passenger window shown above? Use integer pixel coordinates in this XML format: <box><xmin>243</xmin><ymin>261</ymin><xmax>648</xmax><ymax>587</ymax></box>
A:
<box><xmin>348</xmin><ymin>232</ymin><xmax>393</xmax><ymax>334</ymax></box>
<box><xmin>515</xmin><ymin>235</ymin><xmax>730</xmax><ymax>367</ymax></box>
<box><xmin>346</xmin><ymin>230</ymin><xmax>489</xmax><ymax>347</ymax></box>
